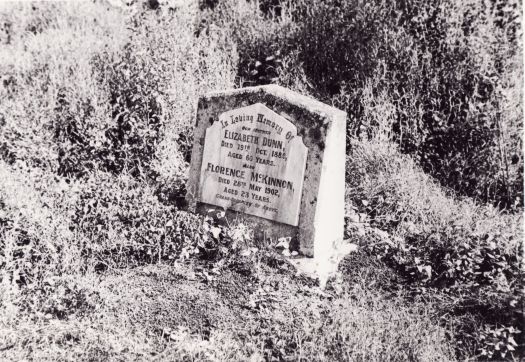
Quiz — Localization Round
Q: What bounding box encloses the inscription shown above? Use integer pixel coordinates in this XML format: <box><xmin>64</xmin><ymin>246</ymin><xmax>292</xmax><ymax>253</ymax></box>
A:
<box><xmin>199</xmin><ymin>103</ymin><xmax>307</xmax><ymax>226</ymax></box>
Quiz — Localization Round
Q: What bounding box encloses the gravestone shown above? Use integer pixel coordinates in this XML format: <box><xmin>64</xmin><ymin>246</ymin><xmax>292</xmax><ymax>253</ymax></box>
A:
<box><xmin>186</xmin><ymin>85</ymin><xmax>346</xmax><ymax>258</ymax></box>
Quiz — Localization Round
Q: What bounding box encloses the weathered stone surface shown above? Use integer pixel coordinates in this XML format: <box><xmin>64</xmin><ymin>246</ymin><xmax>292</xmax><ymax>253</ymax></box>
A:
<box><xmin>199</xmin><ymin>103</ymin><xmax>307</xmax><ymax>226</ymax></box>
<box><xmin>186</xmin><ymin>85</ymin><xmax>346</xmax><ymax>257</ymax></box>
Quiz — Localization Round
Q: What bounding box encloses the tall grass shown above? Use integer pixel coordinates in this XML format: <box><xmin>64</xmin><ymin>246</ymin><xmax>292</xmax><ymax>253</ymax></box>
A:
<box><xmin>345</xmin><ymin>139</ymin><xmax>523</xmax><ymax>359</ymax></box>
<box><xmin>0</xmin><ymin>0</ymin><xmax>238</xmax><ymax>290</ymax></box>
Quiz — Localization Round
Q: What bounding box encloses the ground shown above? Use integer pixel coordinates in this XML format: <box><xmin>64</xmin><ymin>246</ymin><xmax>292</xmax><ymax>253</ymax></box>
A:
<box><xmin>1</xmin><ymin>253</ymin><xmax>456</xmax><ymax>361</ymax></box>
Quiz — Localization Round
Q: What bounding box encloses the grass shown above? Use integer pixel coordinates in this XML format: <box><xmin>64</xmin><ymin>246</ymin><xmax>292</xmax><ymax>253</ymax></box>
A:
<box><xmin>346</xmin><ymin>140</ymin><xmax>522</xmax><ymax>254</ymax></box>
<box><xmin>1</xmin><ymin>258</ymin><xmax>455</xmax><ymax>361</ymax></box>
<box><xmin>0</xmin><ymin>1</ymin><xmax>522</xmax><ymax>361</ymax></box>
<box><xmin>345</xmin><ymin>139</ymin><xmax>524</xmax><ymax>359</ymax></box>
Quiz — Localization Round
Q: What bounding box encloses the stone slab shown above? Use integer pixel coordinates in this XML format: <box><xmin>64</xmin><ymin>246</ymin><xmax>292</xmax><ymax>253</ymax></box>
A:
<box><xmin>186</xmin><ymin>85</ymin><xmax>346</xmax><ymax>257</ymax></box>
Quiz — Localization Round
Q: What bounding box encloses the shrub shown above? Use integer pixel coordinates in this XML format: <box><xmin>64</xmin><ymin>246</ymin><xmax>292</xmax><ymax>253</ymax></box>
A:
<box><xmin>197</xmin><ymin>0</ymin><xmax>296</xmax><ymax>87</ymax></box>
<box><xmin>0</xmin><ymin>162</ymin><xmax>82</xmax><ymax>289</ymax></box>
<box><xmin>345</xmin><ymin>139</ymin><xmax>524</xmax><ymax>359</ymax></box>
<box><xmin>0</xmin><ymin>1</ymin><xmax>128</xmax><ymax>171</ymax></box>
<box><xmin>310</xmin><ymin>0</ymin><xmax>522</xmax><ymax>209</ymax></box>
<box><xmin>0</xmin><ymin>0</ymin><xmax>239</xmax><ymax>282</ymax></box>
<box><xmin>69</xmin><ymin>172</ymin><xmax>242</xmax><ymax>270</ymax></box>
<box><xmin>18</xmin><ymin>277</ymin><xmax>100</xmax><ymax>320</ymax></box>
<box><xmin>207</xmin><ymin>0</ymin><xmax>523</xmax><ymax>209</ymax></box>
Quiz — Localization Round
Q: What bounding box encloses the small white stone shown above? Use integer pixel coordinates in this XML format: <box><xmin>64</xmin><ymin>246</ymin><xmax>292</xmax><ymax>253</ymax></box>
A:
<box><xmin>240</xmin><ymin>249</ymin><xmax>251</xmax><ymax>257</ymax></box>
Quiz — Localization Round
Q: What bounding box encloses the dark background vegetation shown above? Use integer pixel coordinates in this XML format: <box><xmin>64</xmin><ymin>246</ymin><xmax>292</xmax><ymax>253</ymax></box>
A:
<box><xmin>207</xmin><ymin>0</ymin><xmax>523</xmax><ymax>210</ymax></box>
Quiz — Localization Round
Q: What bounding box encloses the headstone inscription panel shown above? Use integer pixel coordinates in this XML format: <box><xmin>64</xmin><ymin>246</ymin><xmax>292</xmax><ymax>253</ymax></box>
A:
<box><xmin>199</xmin><ymin>103</ymin><xmax>307</xmax><ymax>226</ymax></box>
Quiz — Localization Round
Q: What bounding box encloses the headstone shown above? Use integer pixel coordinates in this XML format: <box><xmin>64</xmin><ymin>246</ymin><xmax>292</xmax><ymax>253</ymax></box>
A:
<box><xmin>186</xmin><ymin>85</ymin><xmax>346</xmax><ymax>258</ymax></box>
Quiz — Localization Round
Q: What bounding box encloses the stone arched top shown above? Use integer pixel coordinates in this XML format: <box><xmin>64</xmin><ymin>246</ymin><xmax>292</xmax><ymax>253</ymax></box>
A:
<box><xmin>201</xmin><ymin>85</ymin><xmax>346</xmax><ymax>125</ymax></box>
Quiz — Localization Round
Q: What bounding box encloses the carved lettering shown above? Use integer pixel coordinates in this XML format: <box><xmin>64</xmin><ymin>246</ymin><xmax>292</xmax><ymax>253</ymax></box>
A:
<box><xmin>199</xmin><ymin>103</ymin><xmax>307</xmax><ymax>226</ymax></box>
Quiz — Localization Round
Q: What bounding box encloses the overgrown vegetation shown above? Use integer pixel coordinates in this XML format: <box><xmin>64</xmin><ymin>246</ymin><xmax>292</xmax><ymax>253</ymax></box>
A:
<box><xmin>0</xmin><ymin>0</ymin><xmax>522</xmax><ymax>361</ymax></box>
<box><xmin>205</xmin><ymin>0</ymin><xmax>523</xmax><ymax>209</ymax></box>
<box><xmin>345</xmin><ymin>140</ymin><xmax>523</xmax><ymax>359</ymax></box>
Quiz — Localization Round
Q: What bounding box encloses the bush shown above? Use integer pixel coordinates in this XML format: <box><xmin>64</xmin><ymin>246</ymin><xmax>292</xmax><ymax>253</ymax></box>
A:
<box><xmin>345</xmin><ymin>139</ymin><xmax>524</xmax><ymax>359</ymax></box>
<box><xmin>0</xmin><ymin>1</ymin><xmax>239</xmax><ymax>283</ymax></box>
<box><xmin>0</xmin><ymin>1</ymin><xmax>128</xmax><ymax>171</ymax></box>
<box><xmin>0</xmin><ymin>162</ymin><xmax>82</xmax><ymax>288</ymax></box>
<box><xmin>317</xmin><ymin>0</ymin><xmax>521</xmax><ymax>209</ymax></box>
<box><xmin>206</xmin><ymin>0</ymin><xmax>523</xmax><ymax>209</ymax></box>
<box><xmin>55</xmin><ymin>43</ymin><xmax>165</xmax><ymax>180</ymax></box>
<box><xmin>71</xmin><ymin>172</ymin><xmax>224</xmax><ymax>270</ymax></box>
<box><xmin>18</xmin><ymin>277</ymin><xmax>100</xmax><ymax>320</ymax></box>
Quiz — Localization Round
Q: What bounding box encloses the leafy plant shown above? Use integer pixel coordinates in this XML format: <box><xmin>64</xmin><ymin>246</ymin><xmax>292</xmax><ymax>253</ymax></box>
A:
<box><xmin>478</xmin><ymin>325</ymin><xmax>521</xmax><ymax>360</ymax></box>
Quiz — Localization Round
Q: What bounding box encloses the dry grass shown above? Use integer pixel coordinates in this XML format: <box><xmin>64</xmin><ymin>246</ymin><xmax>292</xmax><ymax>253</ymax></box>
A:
<box><xmin>1</xmin><ymin>259</ymin><xmax>455</xmax><ymax>361</ymax></box>
<box><xmin>346</xmin><ymin>140</ymin><xmax>522</xmax><ymax>254</ymax></box>
<box><xmin>345</xmin><ymin>139</ymin><xmax>523</xmax><ymax>359</ymax></box>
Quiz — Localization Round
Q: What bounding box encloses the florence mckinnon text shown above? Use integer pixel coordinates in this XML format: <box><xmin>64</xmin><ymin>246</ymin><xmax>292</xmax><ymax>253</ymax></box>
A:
<box><xmin>206</xmin><ymin>163</ymin><xmax>294</xmax><ymax>191</ymax></box>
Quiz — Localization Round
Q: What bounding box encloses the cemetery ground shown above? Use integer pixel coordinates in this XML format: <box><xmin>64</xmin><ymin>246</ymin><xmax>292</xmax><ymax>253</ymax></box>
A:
<box><xmin>0</xmin><ymin>1</ymin><xmax>523</xmax><ymax>361</ymax></box>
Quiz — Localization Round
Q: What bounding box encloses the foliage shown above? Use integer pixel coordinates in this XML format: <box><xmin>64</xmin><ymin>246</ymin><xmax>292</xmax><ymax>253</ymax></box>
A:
<box><xmin>71</xmin><ymin>173</ymin><xmax>205</xmax><ymax>270</ymax></box>
<box><xmin>0</xmin><ymin>1</ymin><xmax>238</xmax><ymax>283</ymax></box>
<box><xmin>345</xmin><ymin>139</ymin><xmax>524</xmax><ymax>359</ymax></box>
<box><xmin>208</xmin><ymin>0</ymin><xmax>523</xmax><ymax>209</ymax></box>
<box><xmin>18</xmin><ymin>277</ymin><xmax>100</xmax><ymax>320</ymax></box>
<box><xmin>196</xmin><ymin>0</ymin><xmax>295</xmax><ymax>87</ymax></box>
<box><xmin>478</xmin><ymin>325</ymin><xmax>521</xmax><ymax>360</ymax></box>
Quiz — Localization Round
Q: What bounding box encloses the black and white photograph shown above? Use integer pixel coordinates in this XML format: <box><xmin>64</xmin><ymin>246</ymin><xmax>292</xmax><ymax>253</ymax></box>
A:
<box><xmin>0</xmin><ymin>0</ymin><xmax>523</xmax><ymax>360</ymax></box>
